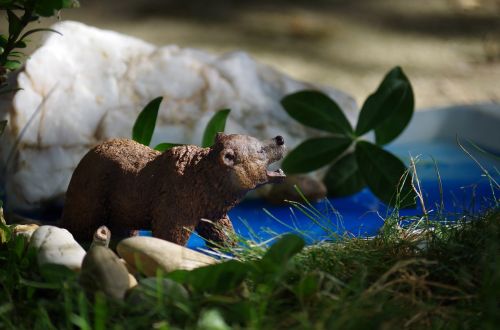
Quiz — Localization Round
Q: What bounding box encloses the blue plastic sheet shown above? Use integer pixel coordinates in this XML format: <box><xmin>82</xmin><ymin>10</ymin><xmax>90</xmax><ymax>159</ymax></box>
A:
<box><xmin>167</xmin><ymin>140</ymin><xmax>499</xmax><ymax>248</ymax></box>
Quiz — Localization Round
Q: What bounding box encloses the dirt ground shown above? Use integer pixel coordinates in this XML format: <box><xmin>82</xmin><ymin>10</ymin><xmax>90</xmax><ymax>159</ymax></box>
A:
<box><xmin>9</xmin><ymin>0</ymin><xmax>500</xmax><ymax>109</ymax></box>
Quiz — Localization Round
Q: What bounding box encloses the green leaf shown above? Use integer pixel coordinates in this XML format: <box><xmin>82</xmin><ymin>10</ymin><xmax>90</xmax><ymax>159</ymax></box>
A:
<box><xmin>294</xmin><ymin>273</ymin><xmax>319</xmax><ymax>301</ymax></box>
<box><xmin>282</xmin><ymin>137</ymin><xmax>352</xmax><ymax>174</ymax></box>
<box><xmin>132</xmin><ymin>96</ymin><xmax>163</xmax><ymax>146</ymax></box>
<box><xmin>0</xmin><ymin>35</ymin><xmax>7</xmax><ymax>47</ymax></box>
<box><xmin>168</xmin><ymin>260</ymin><xmax>251</xmax><ymax>294</ymax></box>
<box><xmin>375</xmin><ymin>70</ymin><xmax>414</xmax><ymax>145</ymax></box>
<box><xmin>34</xmin><ymin>0</ymin><xmax>66</xmax><ymax>17</ymax></box>
<box><xmin>19</xmin><ymin>276</ymin><xmax>65</xmax><ymax>289</ymax></box>
<box><xmin>355</xmin><ymin>67</ymin><xmax>414</xmax><ymax>140</ymax></box>
<box><xmin>14</xmin><ymin>40</ymin><xmax>27</xmax><ymax>48</ymax></box>
<box><xmin>258</xmin><ymin>234</ymin><xmax>305</xmax><ymax>272</ymax></box>
<box><xmin>0</xmin><ymin>120</ymin><xmax>7</xmax><ymax>136</ymax></box>
<box><xmin>7</xmin><ymin>53</ymin><xmax>22</xmax><ymax>59</ymax></box>
<box><xmin>154</xmin><ymin>143</ymin><xmax>183</xmax><ymax>152</ymax></box>
<box><xmin>281</xmin><ymin>90</ymin><xmax>353</xmax><ymax>135</ymax></box>
<box><xmin>0</xmin><ymin>221</ymin><xmax>11</xmax><ymax>244</ymax></box>
<box><xmin>324</xmin><ymin>152</ymin><xmax>365</xmax><ymax>196</ymax></box>
<box><xmin>38</xmin><ymin>264</ymin><xmax>75</xmax><ymax>284</ymax></box>
<box><xmin>0</xmin><ymin>87</ymin><xmax>22</xmax><ymax>95</ymax></box>
<box><xmin>131</xmin><ymin>277</ymin><xmax>189</xmax><ymax>303</ymax></box>
<box><xmin>0</xmin><ymin>0</ymin><xmax>16</xmax><ymax>9</ymax></box>
<box><xmin>4</xmin><ymin>60</ymin><xmax>21</xmax><ymax>70</ymax></box>
<box><xmin>62</xmin><ymin>0</ymin><xmax>79</xmax><ymax>9</ymax></box>
<box><xmin>202</xmin><ymin>109</ymin><xmax>231</xmax><ymax>147</ymax></box>
<box><xmin>355</xmin><ymin>141</ymin><xmax>416</xmax><ymax>208</ymax></box>
<box><xmin>7</xmin><ymin>10</ymin><xmax>22</xmax><ymax>37</ymax></box>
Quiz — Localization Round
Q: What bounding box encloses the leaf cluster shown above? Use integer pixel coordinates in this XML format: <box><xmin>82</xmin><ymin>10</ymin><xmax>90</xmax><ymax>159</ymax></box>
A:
<box><xmin>282</xmin><ymin>66</ymin><xmax>416</xmax><ymax>207</ymax></box>
<box><xmin>132</xmin><ymin>96</ymin><xmax>231</xmax><ymax>150</ymax></box>
<box><xmin>0</xmin><ymin>0</ymin><xmax>79</xmax><ymax>93</ymax></box>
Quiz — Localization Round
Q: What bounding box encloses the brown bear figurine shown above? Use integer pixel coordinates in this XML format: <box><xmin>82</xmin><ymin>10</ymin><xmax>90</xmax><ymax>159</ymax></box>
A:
<box><xmin>61</xmin><ymin>133</ymin><xmax>286</xmax><ymax>246</ymax></box>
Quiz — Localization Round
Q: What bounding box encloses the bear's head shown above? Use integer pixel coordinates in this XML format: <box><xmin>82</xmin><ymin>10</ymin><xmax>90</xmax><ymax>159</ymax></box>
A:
<box><xmin>212</xmin><ymin>133</ymin><xmax>287</xmax><ymax>191</ymax></box>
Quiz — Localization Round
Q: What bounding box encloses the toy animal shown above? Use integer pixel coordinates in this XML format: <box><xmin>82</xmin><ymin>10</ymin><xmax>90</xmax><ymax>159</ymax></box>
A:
<box><xmin>61</xmin><ymin>133</ymin><xmax>286</xmax><ymax>245</ymax></box>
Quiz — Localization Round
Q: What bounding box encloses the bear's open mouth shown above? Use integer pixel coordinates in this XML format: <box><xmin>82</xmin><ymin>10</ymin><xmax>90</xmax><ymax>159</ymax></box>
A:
<box><xmin>266</xmin><ymin>168</ymin><xmax>286</xmax><ymax>182</ymax></box>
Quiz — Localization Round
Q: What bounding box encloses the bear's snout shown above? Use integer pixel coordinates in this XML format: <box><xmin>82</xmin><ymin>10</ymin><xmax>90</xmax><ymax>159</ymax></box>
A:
<box><xmin>264</xmin><ymin>136</ymin><xmax>286</xmax><ymax>164</ymax></box>
<box><xmin>274</xmin><ymin>135</ymin><xmax>285</xmax><ymax>146</ymax></box>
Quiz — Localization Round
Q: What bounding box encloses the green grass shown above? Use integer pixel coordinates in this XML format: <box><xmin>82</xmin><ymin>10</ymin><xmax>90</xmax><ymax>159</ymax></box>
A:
<box><xmin>0</xmin><ymin>206</ymin><xmax>498</xmax><ymax>329</ymax></box>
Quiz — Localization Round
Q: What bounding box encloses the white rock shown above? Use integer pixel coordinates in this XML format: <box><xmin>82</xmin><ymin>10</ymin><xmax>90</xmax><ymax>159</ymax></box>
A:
<box><xmin>30</xmin><ymin>225</ymin><xmax>86</xmax><ymax>271</ymax></box>
<box><xmin>117</xmin><ymin>236</ymin><xmax>217</xmax><ymax>276</ymax></box>
<box><xmin>0</xmin><ymin>21</ymin><xmax>357</xmax><ymax>212</ymax></box>
<box><xmin>80</xmin><ymin>246</ymin><xmax>131</xmax><ymax>299</ymax></box>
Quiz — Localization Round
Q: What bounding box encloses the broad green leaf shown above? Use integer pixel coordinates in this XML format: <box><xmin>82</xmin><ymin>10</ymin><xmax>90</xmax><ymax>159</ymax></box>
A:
<box><xmin>282</xmin><ymin>137</ymin><xmax>352</xmax><ymax>174</ymax></box>
<box><xmin>7</xmin><ymin>10</ymin><xmax>22</xmax><ymax>37</ymax></box>
<box><xmin>258</xmin><ymin>234</ymin><xmax>305</xmax><ymax>272</ymax></box>
<box><xmin>324</xmin><ymin>152</ymin><xmax>365</xmax><ymax>196</ymax></box>
<box><xmin>132</xmin><ymin>96</ymin><xmax>163</xmax><ymax>146</ymax></box>
<box><xmin>154</xmin><ymin>143</ymin><xmax>183</xmax><ymax>152</ymax></box>
<box><xmin>375</xmin><ymin>69</ymin><xmax>414</xmax><ymax>145</ymax></box>
<box><xmin>0</xmin><ymin>120</ymin><xmax>7</xmax><ymax>136</ymax></box>
<box><xmin>281</xmin><ymin>90</ymin><xmax>353</xmax><ymax>135</ymax></box>
<box><xmin>168</xmin><ymin>260</ymin><xmax>251</xmax><ymax>294</ymax></box>
<box><xmin>202</xmin><ymin>109</ymin><xmax>231</xmax><ymax>147</ymax></box>
<box><xmin>355</xmin><ymin>67</ymin><xmax>414</xmax><ymax>139</ymax></box>
<box><xmin>355</xmin><ymin>141</ymin><xmax>416</xmax><ymax>208</ymax></box>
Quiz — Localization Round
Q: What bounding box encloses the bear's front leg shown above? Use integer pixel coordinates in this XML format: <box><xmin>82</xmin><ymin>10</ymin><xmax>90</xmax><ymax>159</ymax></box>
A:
<box><xmin>195</xmin><ymin>216</ymin><xmax>236</xmax><ymax>246</ymax></box>
<box><xmin>151</xmin><ymin>214</ymin><xmax>195</xmax><ymax>246</ymax></box>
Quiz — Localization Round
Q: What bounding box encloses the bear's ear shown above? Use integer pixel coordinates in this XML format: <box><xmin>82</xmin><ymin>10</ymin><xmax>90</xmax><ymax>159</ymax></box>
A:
<box><xmin>215</xmin><ymin>132</ymin><xmax>226</xmax><ymax>143</ymax></box>
<box><xmin>220</xmin><ymin>148</ymin><xmax>236</xmax><ymax>167</ymax></box>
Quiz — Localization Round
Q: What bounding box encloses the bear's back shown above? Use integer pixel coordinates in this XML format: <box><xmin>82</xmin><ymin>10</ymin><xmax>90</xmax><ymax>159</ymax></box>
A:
<box><xmin>92</xmin><ymin>138</ymin><xmax>160</xmax><ymax>174</ymax></box>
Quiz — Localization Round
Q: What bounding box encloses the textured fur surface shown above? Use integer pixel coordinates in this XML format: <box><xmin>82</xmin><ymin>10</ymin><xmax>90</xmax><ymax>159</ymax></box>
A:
<box><xmin>61</xmin><ymin>133</ymin><xmax>286</xmax><ymax>245</ymax></box>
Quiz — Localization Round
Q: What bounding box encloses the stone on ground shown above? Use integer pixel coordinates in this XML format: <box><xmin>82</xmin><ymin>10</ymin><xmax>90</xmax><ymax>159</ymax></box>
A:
<box><xmin>30</xmin><ymin>225</ymin><xmax>86</xmax><ymax>271</ymax></box>
<box><xmin>117</xmin><ymin>236</ymin><xmax>217</xmax><ymax>276</ymax></box>
<box><xmin>80</xmin><ymin>245</ymin><xmax>131</xmax><ymax>299</ymax></box>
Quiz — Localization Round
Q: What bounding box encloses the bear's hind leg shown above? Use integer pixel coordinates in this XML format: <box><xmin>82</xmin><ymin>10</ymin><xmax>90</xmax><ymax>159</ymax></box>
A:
<box><xmin>61</xmin><ymin>192</ymin><xmax>110</xmax><ymax>243</ymax></box>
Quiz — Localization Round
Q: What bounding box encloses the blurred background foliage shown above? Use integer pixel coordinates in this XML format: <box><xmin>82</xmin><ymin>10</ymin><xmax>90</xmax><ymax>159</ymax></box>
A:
<box><xmin>2</xmin><ymin>0</ymin><xmax>500</xmax><ymax>108</ymax></box>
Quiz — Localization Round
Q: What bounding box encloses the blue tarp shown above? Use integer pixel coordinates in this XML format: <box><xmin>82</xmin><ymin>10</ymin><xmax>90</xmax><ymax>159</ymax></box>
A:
<box><xmin>178</xmin><ymin>140</ymin><xmax>499</xmax><ymax>248</ymax></box>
